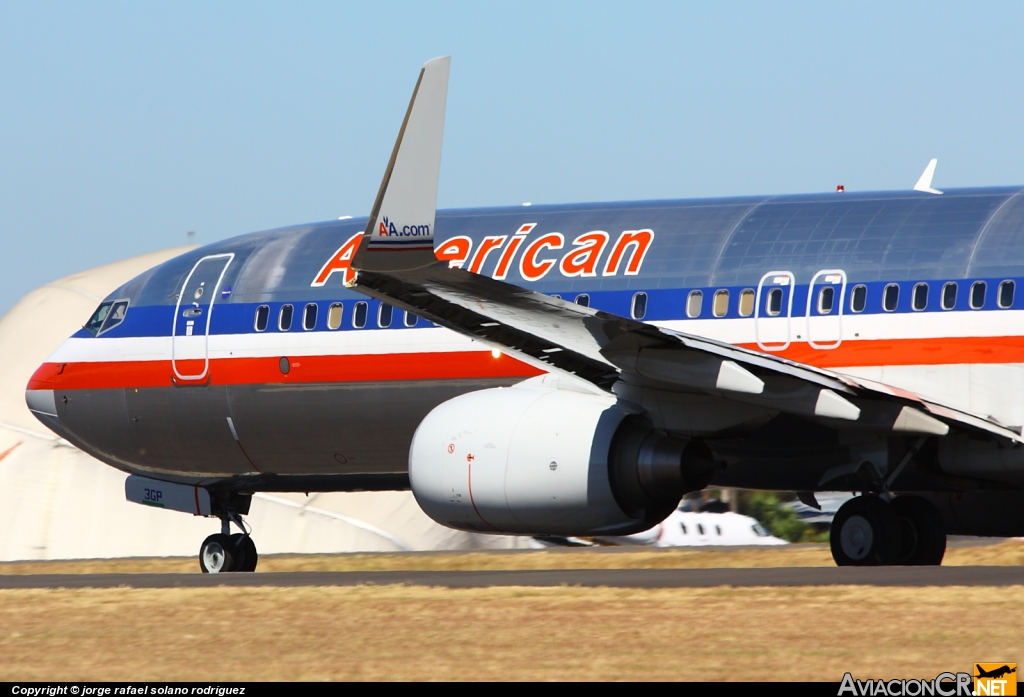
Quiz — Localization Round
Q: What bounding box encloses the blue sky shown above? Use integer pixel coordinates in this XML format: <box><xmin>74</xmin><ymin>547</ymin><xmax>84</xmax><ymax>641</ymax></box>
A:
<box><xmin>2</xmin><ymin>2</ymin><xmax>1023</xmax><ymax>313</ymax></box>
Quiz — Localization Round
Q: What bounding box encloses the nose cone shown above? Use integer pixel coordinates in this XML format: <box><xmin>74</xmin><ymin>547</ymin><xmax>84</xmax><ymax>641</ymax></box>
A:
<box><xmin>26</xmin><ymin>362</ymin><xmax>66</xmax><ymax>438</ymax></box>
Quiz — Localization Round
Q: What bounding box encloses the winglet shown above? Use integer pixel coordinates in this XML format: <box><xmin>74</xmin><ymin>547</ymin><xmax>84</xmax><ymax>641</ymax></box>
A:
<box><xmin>350</xmin><ymin>56</ymin><xmax>451</xmax><ymax>276</ymax></box>
<box><xmin>913</xmin><ymin>158</ymin><xmax>943</xmax><ymax>195</ymax></box>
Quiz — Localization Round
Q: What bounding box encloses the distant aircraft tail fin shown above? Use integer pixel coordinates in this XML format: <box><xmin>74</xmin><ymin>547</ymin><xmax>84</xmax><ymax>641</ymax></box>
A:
<box><xmin>350</xmin><ymin>56</ymin><xmax>450</xmax><ymax>276</ymax></box>
<box><xmin>913</xmin><ymin>158</ymin><xmax>943</xmax><ymax>195</ymax></box>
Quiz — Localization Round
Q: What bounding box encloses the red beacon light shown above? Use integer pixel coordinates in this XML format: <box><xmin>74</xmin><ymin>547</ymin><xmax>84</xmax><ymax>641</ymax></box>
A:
<box><xmin>836</xmin><ymin>185</ymin><xmax>845</xmax><ymax>192</ymax></box>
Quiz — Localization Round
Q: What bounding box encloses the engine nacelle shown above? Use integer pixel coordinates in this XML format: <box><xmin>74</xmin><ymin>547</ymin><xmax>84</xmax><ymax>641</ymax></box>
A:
<box><xmin>409</xmin><ymin>378</ymin><xmax>714</xmax><ymax>536</ymax></box>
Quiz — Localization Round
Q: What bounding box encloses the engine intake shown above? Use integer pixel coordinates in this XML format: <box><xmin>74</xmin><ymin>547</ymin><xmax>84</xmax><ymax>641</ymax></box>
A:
<box><xmin>409</xmin><ymin>378</ymin><xmax>713</xmax><ymax>536</ymax></box>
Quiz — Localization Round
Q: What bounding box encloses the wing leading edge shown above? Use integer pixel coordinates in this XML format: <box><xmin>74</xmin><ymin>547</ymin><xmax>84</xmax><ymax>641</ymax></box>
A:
<box><xmin>348</xmin><ymin>57</ymin><xmax>1022</xmax><ymax>446</ymax></box>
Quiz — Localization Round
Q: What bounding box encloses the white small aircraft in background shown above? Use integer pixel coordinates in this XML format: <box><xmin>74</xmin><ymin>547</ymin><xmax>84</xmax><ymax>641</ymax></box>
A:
<box><xmin>611</xmin><ymin>509</ymin><xmax>788</xmax><ymax>547</ymax></box>
<box><xmin>532</xmin><ymin>507</ymin><xmax>788</xmax><ymax>547</ymax></box>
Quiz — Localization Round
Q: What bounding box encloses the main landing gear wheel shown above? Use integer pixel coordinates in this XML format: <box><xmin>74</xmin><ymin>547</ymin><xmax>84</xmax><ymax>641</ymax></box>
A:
<box><xmin>830</xmin><ymin>496</ymin><xmax>901</xmax><ymax>566</ymax></box>
<box><xmin>891</xmin><ymin>496</ymin><xmax>946</xmax><ymax>565</ymax></box>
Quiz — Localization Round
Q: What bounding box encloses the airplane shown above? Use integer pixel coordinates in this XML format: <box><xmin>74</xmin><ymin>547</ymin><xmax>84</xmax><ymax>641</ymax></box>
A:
<box><xmin>608</xmin><ymin>509</ymin><xmax>788</xmax><ymax>547</ymax></box>
<box><xmin>975</xmin><ymin>666</ymin><xmax>1017</xmax><ymax>680</ymax></box>
<box><xmin>24</xmin><ymin>56</ymin><xmax>1024</xmax><ymax>572</ymax></box>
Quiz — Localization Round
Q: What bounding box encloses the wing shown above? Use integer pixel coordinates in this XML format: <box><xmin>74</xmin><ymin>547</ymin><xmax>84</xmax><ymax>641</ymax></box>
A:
<box><xmin>348</xmin><ymin>57</ymin><xmax>1022</xmax><ymax>447</ymax></box>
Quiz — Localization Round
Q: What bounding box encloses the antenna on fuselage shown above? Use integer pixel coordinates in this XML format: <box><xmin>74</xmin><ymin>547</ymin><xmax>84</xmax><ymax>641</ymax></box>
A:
<box><xmin>914</xmin><ymin>159</ymin><xmax>943</xmax><ymax>195</ymax></box>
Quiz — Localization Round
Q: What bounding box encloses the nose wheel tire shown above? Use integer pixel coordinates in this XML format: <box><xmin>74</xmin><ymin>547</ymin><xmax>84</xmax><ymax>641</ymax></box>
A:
<box><xmin>830</xmin><ymin>496</ymin><xmax>901</xmax><ymax>566</ymax></box>
<box><xmin>891</xmin><ymin>496</ymin><xmax>946</xmax><ymax>565</ymax></box>
<box><xmin>231</xmin><ymin>533</ymin><xmax>259</xmax><ymax>572</ymax></box>
<box><xmin>200</xmin><ymin>533</ymin><xmax>258</xmax><ymax>573</ymax></box>
<box><xmin>199</xmin><ymin>534</ymin><xmax>236</xmax><ymax>573</ymax></box>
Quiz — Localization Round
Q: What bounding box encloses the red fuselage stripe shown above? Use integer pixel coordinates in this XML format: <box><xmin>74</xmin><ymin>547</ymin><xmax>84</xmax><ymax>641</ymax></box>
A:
<box><xmin>737</xmin><ymin>334</ymin><xmax>1024</xmax><ymax>368</ymax></box>
<box><xmin>25</xmin><ymin>335</ymin><xmax>1024</xmax><ymax>391</ymax></box>
<box><xmin>27</xmin><ymin>351</ymin><xmax>543</xmax><ymax>390</ymax></box>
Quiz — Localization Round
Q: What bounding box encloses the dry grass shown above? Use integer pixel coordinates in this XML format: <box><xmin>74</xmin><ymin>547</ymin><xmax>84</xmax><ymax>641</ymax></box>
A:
<box><xmin>256</xmin><ymin>545</ymin><xmax>836</xmax><ymax>572</ymax></box>
<box><xmin>1</xmin><ymin>539</ymin><xmax>1021</xmax><ymax>575</ymax></box>
<box><xmin>0</xmin><ymin>557</ymin><xmax>199</xmax><ymax>575</ymax></box>
<box><xmin>0</xmin><ymin>584</ymin><xmax>1020</xmax><ymax>681</ymax></box>
<box><xmin>944</xmin><ymin>539</ymin><xmax>1024</xmax><ymax>566</ymax></box>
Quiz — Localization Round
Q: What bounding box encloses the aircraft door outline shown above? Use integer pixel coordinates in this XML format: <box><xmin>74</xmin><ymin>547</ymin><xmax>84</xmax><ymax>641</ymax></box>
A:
<box><xmin>172</xmin><ymin>253</ymin><xmax>234</xmax><ymax>381</ymax></box>
<box><xmin>755</xmin><ymin>271</ymin><xmax>795</xmax><ymax>351</ymax></box>
<box><xmin>805</xmin><ymin>269</ymin><xmax>847</xmax><ymax>350</ymax></box>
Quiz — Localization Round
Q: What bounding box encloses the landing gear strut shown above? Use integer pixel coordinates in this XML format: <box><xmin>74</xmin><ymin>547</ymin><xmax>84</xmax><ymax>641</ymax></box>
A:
<box><xmin>830</xmin><ymin>495</ymin><xmax>946</xmax><ymax>566</ymax></box>
<box><xmin>200</xmin><ymin>512</ymin><xmax>258</xmax><ymax>573</ymax></box>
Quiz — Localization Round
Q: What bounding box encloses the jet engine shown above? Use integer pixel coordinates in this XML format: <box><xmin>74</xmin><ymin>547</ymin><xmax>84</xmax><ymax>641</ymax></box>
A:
<box><xmin>409</xmin><ymin>378</ymin><xmax>715</xmax><ymax>536</ymax></box>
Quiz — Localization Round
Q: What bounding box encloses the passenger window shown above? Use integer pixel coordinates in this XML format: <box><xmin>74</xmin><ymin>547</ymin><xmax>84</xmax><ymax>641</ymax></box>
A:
<box><xmin>971</xmin><ymin>281</ymin><xmax>986</xmax><ymax>310</ymax></box>
<box><xmin>850</xmin><ymin>285</ymin><xmax>866</xmax><ymax>313</ymax></box>
<box><xmin>327</xmin><ymin>303</ymin><xmax>343</xmax><ymax>330</ymax></box>
<box><xmin>912</xmin><ymin>283</ymin><xmax>928</xmax><ymax>311</ymax></box>
<box><xmin>378</xmin><ymin>303</ymin><xmax>393</xmax><ymax>328</ymax></box>
<box><xmin>631</xmin><ymin>292</ymin><xmax>648</xmax><ymax>320</ymax></box>
<box><xmin>817</xmin><ymin>287</ymin><xmax>834</xmax><ymax>314</ymax></box>
<box><xmin>680</xmin><ymin>523</ymin><xmax>687</xmax><ymax>534</ymax></box>
<box><xmin>713</xmin><ymin>290</ymin><xmax>729</xmax><ymax>317</ymax></box>
<box><xmin>686</xmin><ymin>290</ymin><xmax>703</xmax><ymax>318</ymax></box>
<box><xmin>883</xmin><ymin>284</ymin><xmax>899</xmax><ymax>312</ymax></box>
<box><xmin>697</xmin><ymin>523</ymin><xmax>705</xmax><ymax>535</ymax></box>
<box><xmin>999</xmin><ymin>280</ymin><xmax>1015</xmax><ymax>308</ymax></box>
<box><xmin>254</xmin><ymin>305</ymin><xmax>270</xmax><ymax>332</ymax></box>
<box><xmin>100</xmin><ymin>300</ymin><xmax>129</xmax><ymax>334</ymax></box>
<box><xmin>574</xmin><ymin>294</ymin><xmax>590</xmax><ymax>307</ymax></box>
<box><xmin>85</xmin><ymin>301</ymin><xmax>113</xmax><ymax>336</ymax></box>
<box><xmin>715</xmin><ymin>525</ymin><xmax>722</xmax><ymax>536</ymax></box>
<box><xmin>766</xmin><ymin>288</ymin><xmax>783</xmax><ymax>316</ymax></box>
<box><xmin>353</xmin><ymin>301</ymin><xmax>367</xmax><ymax>328</ymax></box>
<box><xmin>278</xmin><ymin>304</ymin><xmax>293</xmax><ymax>331</ymax></box>
<box><xmin>303</xmin><ymin>303</ymin><xmax>317</xmax><ymax>330</ymax></box>
<box><xmin>941</xmin><ymin>283</ymin><xmax>957</xmax><ymax>310</ymax></box>
<box><xmin>738</xmin><ymin>289</ymin><xmax>755</xmax><ymax>317</ymax></box>
<box><xmin>404</xmin><ymin>310</ymin><xmax>418</xmax><ymax>327</ymax></box>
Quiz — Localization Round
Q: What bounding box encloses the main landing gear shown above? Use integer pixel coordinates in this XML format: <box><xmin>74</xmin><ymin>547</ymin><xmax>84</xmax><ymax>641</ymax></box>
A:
<box><xmin>830</xmin><ymin>494</ymin><xmax>946</xmax><ymax>566</ymax></box>
<box><xmin>200</xmin><ymin>512</ymin><xmax>258</xmax><ymax>573</ymax></box>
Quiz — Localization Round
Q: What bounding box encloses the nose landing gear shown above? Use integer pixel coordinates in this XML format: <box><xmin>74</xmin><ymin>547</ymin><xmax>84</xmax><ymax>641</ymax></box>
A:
<box><xmin>830</xmin><ymin>494</ymin><xmax>946</xmax><ymax>566</ymax></box>
<box><xmin>200</xmin><ymin>512</ymin><xmax>258</xmax><ymax>573</ymax></box>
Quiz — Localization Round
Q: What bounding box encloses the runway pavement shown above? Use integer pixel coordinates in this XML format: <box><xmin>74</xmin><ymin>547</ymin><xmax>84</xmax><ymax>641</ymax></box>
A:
<box><xmin>1</xmin><ymin>565</ymin><xmax>1023</xmax><ymax>589</ymax></box>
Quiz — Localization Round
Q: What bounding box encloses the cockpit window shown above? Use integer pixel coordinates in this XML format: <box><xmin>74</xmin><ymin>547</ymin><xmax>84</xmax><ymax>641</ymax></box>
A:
<box><xmin>84</xmin><ymin>300</ymin><xmax>129</xmax><ymax>336</ymax></box>
<box><xmin>85</xmin><ymin>302</ymin><xmax>113</xmax><ymax>336</ymax></box>
<box><xmin>102</xmin><ymin>301</ymin><xmax>129</xmax><ymax>333</ymax></box>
